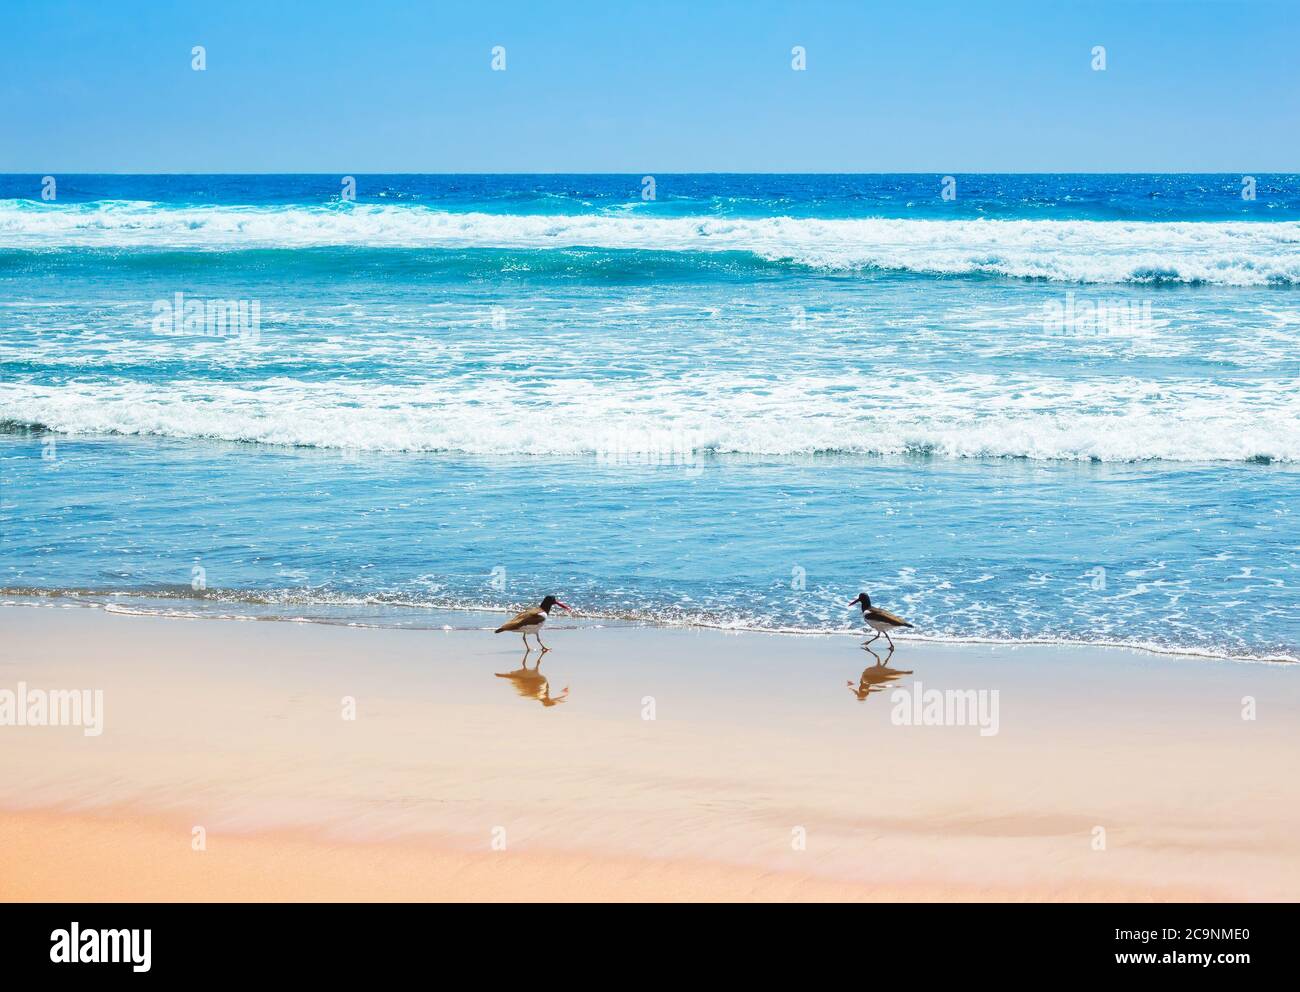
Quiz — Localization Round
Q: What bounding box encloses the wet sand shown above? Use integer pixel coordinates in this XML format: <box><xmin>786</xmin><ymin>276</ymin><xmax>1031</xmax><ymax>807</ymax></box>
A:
<box><xmin>1</xmin><ymin>602</ymin><xmax>1297</xmax><ymax>901</ymax></box>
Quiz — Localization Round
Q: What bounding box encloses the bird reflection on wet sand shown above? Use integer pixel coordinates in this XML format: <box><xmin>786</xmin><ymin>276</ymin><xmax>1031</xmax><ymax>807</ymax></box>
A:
<box><xmin>847</xmin><ymin>645</ymin><xmax>914</xmax><ymax>701</ymax></box>
<box><xmin>495</xmin><ymin>647</ymin><xmax>570</xmax><ymax>707</ymax></box>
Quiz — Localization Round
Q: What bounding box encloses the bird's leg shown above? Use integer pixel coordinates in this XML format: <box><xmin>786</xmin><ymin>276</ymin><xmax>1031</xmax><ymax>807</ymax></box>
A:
<box><xmin>521</xmin><ymin>632</ymin><xmax>531</xmax><ymax>650</ymax></box>
<box><xmin>864</xmin><ymin>630</ymin><xmax>881</xmax><ymax>646</ymax></box>
<box><xmin>536</xmin><ymin>631</ymin><xmax>548</xmax><ymax>652</ymax></box>
<box><xmin>884</xmin><ymin>629</ymin><xmax>895</xmax><ymax>650</ymax></box>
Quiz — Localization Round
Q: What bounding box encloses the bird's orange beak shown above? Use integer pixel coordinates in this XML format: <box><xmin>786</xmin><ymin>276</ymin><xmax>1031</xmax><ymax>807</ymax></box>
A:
<box><xmin>556</xmin><ymin>601</ymin><xmax>572</xmax><ymax>611</ymax></box>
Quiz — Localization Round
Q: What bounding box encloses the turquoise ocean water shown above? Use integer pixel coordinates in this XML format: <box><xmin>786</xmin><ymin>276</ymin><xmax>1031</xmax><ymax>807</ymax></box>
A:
<box><xmin>1</xmin><ymin>175</ymin><xmax>1297</xmax><ymax>661</ymax></box>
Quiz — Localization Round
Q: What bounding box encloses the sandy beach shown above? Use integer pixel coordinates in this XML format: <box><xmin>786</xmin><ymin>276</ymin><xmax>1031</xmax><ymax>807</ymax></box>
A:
<box><xmin>2</xmin><ymin>600</ymin><xmax>1296</xmax><ymax>902</ymax></box>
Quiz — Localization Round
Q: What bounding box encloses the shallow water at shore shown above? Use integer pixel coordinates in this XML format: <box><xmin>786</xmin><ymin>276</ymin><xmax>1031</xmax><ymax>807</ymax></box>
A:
<box><xmin>3</xmin><ymin>436</ymin><xmax>1298</xmax><ymax>661</ymax></box>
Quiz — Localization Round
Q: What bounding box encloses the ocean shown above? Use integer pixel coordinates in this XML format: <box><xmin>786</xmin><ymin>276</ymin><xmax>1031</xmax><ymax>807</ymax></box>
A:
<box><xmin>1</xmin><ymin>174</ymin><xmax>1297</xmax><ymax>662</ymax></box>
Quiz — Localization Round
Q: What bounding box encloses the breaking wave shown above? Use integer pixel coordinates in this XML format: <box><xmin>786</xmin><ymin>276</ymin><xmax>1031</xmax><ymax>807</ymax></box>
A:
<box><xmin>3</xmin><ymin>200</ymin><xmax>1300</xmax><ymax>285</ymax></box>
<box><xmin>5</xmin><ymin>376</ymin><xmax>1299</xmax><ymax>463</ymax></box>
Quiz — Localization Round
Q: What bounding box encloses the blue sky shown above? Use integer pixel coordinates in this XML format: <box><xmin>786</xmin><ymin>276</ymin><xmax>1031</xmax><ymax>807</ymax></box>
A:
<box><xmin>3</xmin><ymin>0</ymin><xmax>1296</xmax><ymax>172</ymax></box>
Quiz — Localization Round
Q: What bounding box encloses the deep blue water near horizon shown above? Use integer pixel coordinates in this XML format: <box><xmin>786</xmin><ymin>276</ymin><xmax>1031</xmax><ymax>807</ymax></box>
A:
<box><xmin>4</xmin><ymin>173</ymin><xmax>1300</xmax><ymax>221</ymax></box>
<box><xmin>1</xmin><ymin>174</ymin><xmax>1298</xmax><ymax>661</ymax></box>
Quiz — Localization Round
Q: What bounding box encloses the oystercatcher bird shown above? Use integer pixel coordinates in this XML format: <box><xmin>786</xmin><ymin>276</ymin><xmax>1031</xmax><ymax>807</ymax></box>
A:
<box><xmin>849</xmin><ymin>592</ymin><xmax>913</xmax><ymax>649</ymax></box>
<box><xmin>495</xmin><ymin>595</ymin><xmax>571</xmax><ymax>651</ymax></box>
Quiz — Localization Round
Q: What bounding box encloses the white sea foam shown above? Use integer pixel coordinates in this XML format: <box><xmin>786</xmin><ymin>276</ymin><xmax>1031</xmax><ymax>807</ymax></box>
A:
<box><xmin>3</xmin><ymin>201</ymin><xmax>1299</xmax><ymax>285</ymax></box>
<box><xmin>5</xmin><ymin>374</ymin><xmax>1299</xmax><ymax>462</ymax></box>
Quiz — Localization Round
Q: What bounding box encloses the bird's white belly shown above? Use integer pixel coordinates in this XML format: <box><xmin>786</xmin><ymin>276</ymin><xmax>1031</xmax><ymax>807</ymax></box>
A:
<box><xmin>521</xmin><ymin>615</ymin><xmax>546</xmax><ymax>630</ymax></box>
<box><xmin>866</xmin><ymin>619</ymin><xmax>896</xmax><ymax>632</ymax></box>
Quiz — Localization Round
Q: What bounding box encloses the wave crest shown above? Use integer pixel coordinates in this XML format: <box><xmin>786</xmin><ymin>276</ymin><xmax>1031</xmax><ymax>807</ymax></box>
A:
<box><xmin>3</xmin><ymin>200</ymin><xmax>1299</xmax><ymax>285</ymax></box>
<box><xmin>4</xmin><ymin>378</ymin><xmax>1298</xmax><ymax>462</ymax></box>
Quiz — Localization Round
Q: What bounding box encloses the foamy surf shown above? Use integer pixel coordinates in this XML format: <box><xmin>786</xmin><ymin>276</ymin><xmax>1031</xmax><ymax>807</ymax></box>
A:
<box><xmin>3</xmin><ymin>200</ymin><xmax>1299</xmax><ymax>285</ymax></box>
<box><xmin>5</xmin><ymin>375</ymin><xmax>1299</xmax><ymax>462</ymax></box>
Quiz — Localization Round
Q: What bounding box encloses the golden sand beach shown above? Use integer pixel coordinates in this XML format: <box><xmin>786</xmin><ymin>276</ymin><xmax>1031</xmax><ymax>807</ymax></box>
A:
<box><xmin>2</xmin><ymin>602</ymin><xmax>1297</xmax><ymax>901</ymax></box>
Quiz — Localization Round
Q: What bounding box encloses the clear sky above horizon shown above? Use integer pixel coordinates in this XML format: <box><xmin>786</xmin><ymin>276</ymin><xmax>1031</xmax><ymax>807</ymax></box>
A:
<box><xmin>3</xmin><ymin>0</ymin><xmax>1296</xmax><ymax>173</ymax></box>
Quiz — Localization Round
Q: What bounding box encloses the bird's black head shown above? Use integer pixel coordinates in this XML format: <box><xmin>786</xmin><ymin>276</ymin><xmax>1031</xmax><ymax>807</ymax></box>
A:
<box><xmin>848</xmin><ymin>592</ymin><xmax>871</xmax><ymax>608</ymax></box>
<box><xmin>540</xmin><ymin>595</ymin><xmax>571</xmax><ymax>613</ymax></box>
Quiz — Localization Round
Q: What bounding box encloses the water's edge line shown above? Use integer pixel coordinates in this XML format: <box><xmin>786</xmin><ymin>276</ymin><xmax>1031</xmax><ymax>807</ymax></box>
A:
<box><xmin>3</xmin><ymin>592</ymin><xmax>1294</xmax><ymax>667</ymax></box>
<box><xmin>2</xmin><ymin>422</ymin><xmax>1295</xmax><ymax>467</ymax></box>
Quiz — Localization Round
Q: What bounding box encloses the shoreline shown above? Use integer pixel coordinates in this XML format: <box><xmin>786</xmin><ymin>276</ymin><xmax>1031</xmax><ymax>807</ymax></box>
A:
<box><xmin>3</xmin><ymin>602</ymin><xmax>1298</xmax><ymax>901</ymax></box>
<box><xmin>3</xmin><ymin>592</ymin><xmax>1295</xmax><ymax>666</ymax></box>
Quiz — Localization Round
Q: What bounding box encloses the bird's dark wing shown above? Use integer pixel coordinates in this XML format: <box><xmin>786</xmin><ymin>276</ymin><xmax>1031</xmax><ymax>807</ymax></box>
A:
<box><xmin>866</xmin><ymin>606</ymin><xmax>913</xmax><ymax>627</ymax></box>
<box><xmin>496</xmin><ymin>607</ymin><xmax>543</xmax><ymax>633</ymax></box>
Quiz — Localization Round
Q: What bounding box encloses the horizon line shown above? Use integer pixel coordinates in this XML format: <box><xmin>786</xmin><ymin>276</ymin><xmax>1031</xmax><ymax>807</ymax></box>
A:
<box><xmin>3</xmin><ymin>170</ymin><xmax>1295</xmax><ymax>178</ymax></box>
